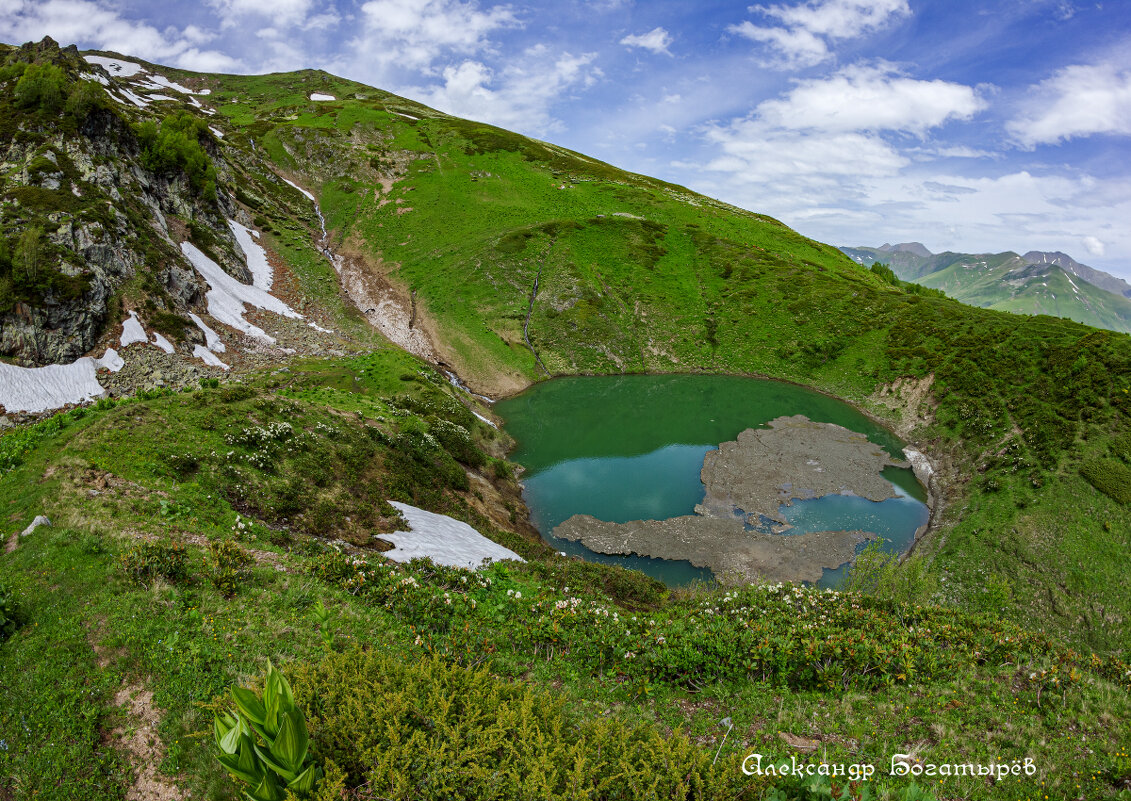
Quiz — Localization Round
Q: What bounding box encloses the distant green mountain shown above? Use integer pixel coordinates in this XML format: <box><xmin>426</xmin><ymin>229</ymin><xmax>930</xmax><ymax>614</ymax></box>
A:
<box><xmin>840</xmin><ymin>243</ymin><xmax>1131</xmax><ymax>333</ymax></box>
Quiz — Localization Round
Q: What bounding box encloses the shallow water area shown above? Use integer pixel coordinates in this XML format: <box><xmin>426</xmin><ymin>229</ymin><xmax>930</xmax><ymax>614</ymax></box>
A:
<box><xmin>496</xmin><ymin>375</ymin><xmax>928</xmax><ymax>588</ymax></box>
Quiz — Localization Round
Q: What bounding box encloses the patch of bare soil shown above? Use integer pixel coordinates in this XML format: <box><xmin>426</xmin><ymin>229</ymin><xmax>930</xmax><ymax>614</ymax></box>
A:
<box><xmin>335</xmin><ymin>244</ymin><xmax>440</xmax><ymax>363</ymax></box>
<box><xmin>333</xmin><ymin>233</ymin><xmax>534</xmax><ymax>398</ymax></box>
<box><xmin>870</xmin><ymin>374</ymin><xmax>936</xmax><ymax>438</ymax></box>
<box><xmin>112</xmin><ymin>684</ymin><xmax>184</xmax><ymax>801</ymax></box>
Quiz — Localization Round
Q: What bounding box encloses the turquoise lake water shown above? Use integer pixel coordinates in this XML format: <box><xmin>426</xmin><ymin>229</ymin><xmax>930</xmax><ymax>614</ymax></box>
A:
<box><xmin>495</xmin><ymin>375</ymin><xmax>929</xmax><ymax>588</ymax></box>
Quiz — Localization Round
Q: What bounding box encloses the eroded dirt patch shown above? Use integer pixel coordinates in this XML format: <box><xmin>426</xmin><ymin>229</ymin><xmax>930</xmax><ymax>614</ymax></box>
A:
<box><xmin>112</xmin><ymin>684</ymin><xmax>183</xmax><ymax>801</ymax></box>
<box><xmin>870</xmin><ymin>374</ymin><xmax>936</xmax><ymax>438</ymax></box>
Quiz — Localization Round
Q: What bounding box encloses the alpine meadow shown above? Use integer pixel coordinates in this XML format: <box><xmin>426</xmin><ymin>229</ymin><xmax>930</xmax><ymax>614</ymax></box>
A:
<box><xmin>0</xmin><ymin>29</ymin><xmax>1129</xmax><ymax>801</ymax></box>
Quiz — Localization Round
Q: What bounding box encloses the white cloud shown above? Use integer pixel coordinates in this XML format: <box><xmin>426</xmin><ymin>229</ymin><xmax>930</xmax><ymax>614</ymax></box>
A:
<box><xmin>730</xmin><ymin>0</ymin><xmax>910</xmax><ymax>68</ymax></box>
<box><xmin>408</xmin><ymin>50</ymin><xmax>599</xmax><ymax>135</ymax></box>
<box><xmin>1008</xmin><ymin>62</ymin><xmax>1131</xmax><ymax>147</ymax></box>
<box><xmin>756</xmin><ymin>64</ymin><xmax>986</xmax><ymax>135</ymax></box>
<box><xmin>0</xmin><ymin>0</ymin><xmax>241</xmax><ymax>71</ymax></box>
<box><xmin>1083</xmin><ymin>235</ymin><xmax>1106</xmax><ymax>257</ymax></box>
<box><xmin>208</xmin><ymin>0</ymin><xmax>316</xmax><ymax>29</ymax></box>
<box><xmin>620</xmin><ymin>27</ymin><xmax>673</xmax><ymax>56</ymax></box>
<box><xmin>350</xmin><ymin>0</ymin><xmax>518</xmax><ymax>73</ymax></box>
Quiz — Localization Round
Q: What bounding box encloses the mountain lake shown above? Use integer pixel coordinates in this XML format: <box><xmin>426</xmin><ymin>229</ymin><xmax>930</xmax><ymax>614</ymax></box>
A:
<box><xmin>495</xmin><ymin>374</ymin><xmax>929</xmax><ymax>588</ymax></box>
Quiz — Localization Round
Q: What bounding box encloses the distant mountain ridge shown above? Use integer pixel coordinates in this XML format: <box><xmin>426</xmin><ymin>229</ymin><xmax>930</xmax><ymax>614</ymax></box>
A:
<box><xmin>839</xmin><ymin>243</ymin><xmax>1131</xmax><ymax>334</ymax></box>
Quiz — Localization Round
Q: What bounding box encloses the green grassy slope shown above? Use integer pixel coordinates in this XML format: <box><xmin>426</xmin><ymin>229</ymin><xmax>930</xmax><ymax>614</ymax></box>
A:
<box><xmin>172</xmin><ymin>68</ymin><xmax>1131</xmax><ymax>654</ymax></box>
<box><xmin>2</xmin><ymin>45</ymin><xmax>1131</xmax><ymax>800</ymax></box>
<box><xmin>3</xmin><ymin>362</ymin><xmax>1130</xmax><ymax>800</ymax></box>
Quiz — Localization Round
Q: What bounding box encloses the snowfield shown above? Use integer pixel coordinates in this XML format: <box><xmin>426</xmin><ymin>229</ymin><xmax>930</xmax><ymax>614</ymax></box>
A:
<box><xmin>0</xmin><ymin>350</ymin><xmax>123</xmax><ymax>414</ymax></box>
<box><xmin>381</xmin><ymin>502</ymin><xmax>524</xmax><ymax>569</ymax></box>
<box><xmin>180</xmin><ymin>241</ymin><xmax>301</xmax><ymax>345</ymax></box>
<box><xmin>119</xmin><ymin>311</ymin><xmax>148</xmax><ymax>347</ymax></box>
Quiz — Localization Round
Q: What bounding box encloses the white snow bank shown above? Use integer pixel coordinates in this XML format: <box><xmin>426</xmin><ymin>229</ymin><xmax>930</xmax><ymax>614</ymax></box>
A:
<box><xmin>307</xmin><ymin>322</ymin><xmax>333</xmax><ymax>333</ymax></box>
<box><xmin>142</xmin><ymin>74</ymin><xmax>196</xmax><ymax>95</ymax></box>
<box><xmin>188</xmin><ymin>312</ymin><xmax>226</xmax><ymax>353</ymax></box>
<box><xmin>81</xmin><ymin>72</ymin><xmax>110</xmax><ymax>86</ymax></box>
<box><xmin>0</xmin><ymin>349</ymin><xmax>122</xmax><ymax>414</ymax></box>
<box><xmin>180</xmin><ymin>242</ymin><xmax>300</xmax><ymax>345</ymax></box>
<box><xmin>902</xmin><ymin>447</ymin><xmax>934</xmax><ymax>487</ymax></box>
<box><xmin>228</xmin><ymin>220</ymin><xmax>273</xmax><ymax>289</ymax></box>
<box><xmin>193</xmin><ymin>345</ymin><xmax>229</xmax><ymax>370</ymax></box>
<box><xmin>115</xmin><ymin>88</ymin><xmax>150</xmax><ymax>108</ymax></box>
<box><xmin>84</xmin><ymin>55</ymin><xmax>144</xmax><ymax>78</ymax></box>
<box><xmin>99</xmin><ymin>349</ymin><xmax>124</xmax><ymax>372</ymax></box>
<box><xmin>119</xmin><ymin>311</ymin><xmax>147</xmax><ymax>347</ymax></box>
<box><xmin>310</xmin><ymin>93</ymin><xmax>335</xmax><ymax>101</ymax></box>
<box><xmin>152</xmin><ymin>333</ymin><xmax>175</xmax><ymax>354</ymax></box>
<box><xmin>382</xmin><ymin>501</ymin><xmax>524</xmax><ymax>569</ymax></box>
<box><xmin>210</xmin><ymin>126</ymin><xmax>224</xmax><ymax>139</ymax></box>
<box><xmin>198</xmin><ymin>88</ymin><xmax>212</xmax><ymax>96</ymax></box>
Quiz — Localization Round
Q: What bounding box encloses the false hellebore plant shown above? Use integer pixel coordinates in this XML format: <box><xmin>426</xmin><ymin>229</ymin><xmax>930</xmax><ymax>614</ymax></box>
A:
<box><xmin>214</xmin><ymin>660</ymin><xmax>321</xmax><ymax>800</ymax></box>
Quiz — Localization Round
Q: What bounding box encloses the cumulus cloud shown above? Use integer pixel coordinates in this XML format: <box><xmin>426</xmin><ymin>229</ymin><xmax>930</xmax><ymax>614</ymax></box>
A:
<box><xmin>693</xmin><ymin>63</ymin><xmax>984</xmax><ymax>215</ymax></box>
<box><xmin>0</xmin><ymin>0</ymin><xmax>241</xmax><ymax>71</ymax></box>
<box><xmin>756</xmin><ymin>64</ymin><xmax>986</xmax><ymax>135</ymax></box>
<box><xmin>729</xmin><ymin>0</ymin><xmax>910</xmax><ymax>69</ymax></box>
<box><xmin>207</xmin><ymin>0</ymin><xmax>318</xmax><ymax>29</ymax></box>
<box><xmin>620</xmin><ymin>27</ymin><xmax>673</xmax><ymax>56</ymax></box>
<box><xmin>407</xmin><ymin>49</ymin><xmax>599</xmax><ymax>135</ymax></box>
<box><xmin>1082</xmin><ymin>235</ymin><xmax>1105</xmax><ymax>257</ymax></box>
<box><xmin>1008</xmin><ymin>62</ymin><xmax>1131</xmax><ymax>147</ymax></box>
<box><xmin>349</xmin><ymin>0</ymin><xmax>518</xmax><ymax>74</ymax></box>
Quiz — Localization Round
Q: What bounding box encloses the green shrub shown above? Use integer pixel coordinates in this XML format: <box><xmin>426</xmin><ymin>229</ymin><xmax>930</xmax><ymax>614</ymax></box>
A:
<box><xmin>64</xmin><ymin>78</ymin><xmax>109</xmax><ymax>123</ymax></box>
<box><xmin>0</xmin><ymin>580</ymin><xmax>22</xmax><ymax>642</ymax></box>
<box><xmin>1111</xmin><ymin>430</ymin><xmax>1131</xmax><ymax>464</ymax></box>
<box><xmin>429</xmin><ymin>419</ymin><xmax>485</xmax><ymax>466</ymax></box>
<box><xmin>288</xmin><ymin>649</ymin><xmax>750</xmax><ymax>800</ymax></box>
<box><xmin>208</xmin><ymin>540</ymin><xmax>253</xmax><ymax>597</ymax></box>
<box><xmin>120</xmin><ymin>539</ymin><xmax>190</xmax><ymax>586</ymax></box>
<box><xmin>14</xmin><ymin>63</ymin><xmax>67</xmax><ymax>112</ymax></box>
<box><xmin>1081</xmin><ymin>458</ymin><xmax>1131</xmax><ymax>504</ymax></box>
<box><xmin>136</xmin><ymin>112</ymin><xmax>218</xmax><ymax>200</ymax></box>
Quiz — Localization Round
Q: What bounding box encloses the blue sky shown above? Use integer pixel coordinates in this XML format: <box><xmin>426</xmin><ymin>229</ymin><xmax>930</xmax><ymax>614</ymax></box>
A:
<box><xmin>4</xmin><ymin>0</ymin><xmax>1131</xmax><ymax>278</ymax></box>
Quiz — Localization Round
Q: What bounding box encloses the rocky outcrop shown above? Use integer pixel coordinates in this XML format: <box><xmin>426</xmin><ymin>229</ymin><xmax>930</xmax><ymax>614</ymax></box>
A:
<box><xmin>0</xmin><ymin>38</ymin><xmax>245</xmax><ymax>366</ymax></box>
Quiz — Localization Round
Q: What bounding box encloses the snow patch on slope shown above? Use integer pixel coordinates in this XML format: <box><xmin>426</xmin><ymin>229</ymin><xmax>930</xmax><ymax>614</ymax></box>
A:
<box><xmin>188</xmin><ymin>312</ymin><xmax>226</xmax><ymax>353</ymax></box>
<box><xmin>228</xmin><ymin>220</ymin><xmax>273</xmax><ymax>290</ymax></box>
<box><xmin>84</xmin><ymin>55</ymin><xmax>144</xmax><ymax>77</ymax></box>
<box><xmin>0</xmin><ymin>350</ymin><xmax>123</xmax><ymax>414</ymax></box>
<box><xmin>180</xmin><ymin>242</ymin><xmax>300</xmax><ymax>345</ymax></box>
<box><xmin>381</xmin><ymin>502</ymin><xmax>523</xmax><ymax>569</ymax></box>
<box><xmin>193</xmin><ymin>345</ymin><xmax>229</xmax><ymax>370</ymax></box>
<box><xmin>119</xmin><ymin>311</ymin><xmax>147</xmax><ymax>347</ymax></box>
<box><xmin>152</xmin><ymin>333</ymin><xmax>175</xmax><ymax>354</ymax></box>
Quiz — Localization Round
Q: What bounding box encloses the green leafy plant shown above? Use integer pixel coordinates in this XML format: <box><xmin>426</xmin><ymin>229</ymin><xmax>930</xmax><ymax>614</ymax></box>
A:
<box><xmin>310</xmin><ymin>599</ymin><xmax>333</xmax><ymax>652</ymax></box>
<box><xmin>120</xmin><ymin>539</ymin><xmax>190</xmax><ymax>587</ymax></box>
<box><xmin>207</xmin><ymin>540</ymin><xmax>253</xmax><ymax>597</ymax></box>
<box><xmin>214</xmin><ymin>661</ymin><xmax>321</xmax><ymax>800</ymax></box>
<box><xmin>0</xmin><ymin>580</ymin><xmax>21</xmax><ymax>642</ymax></box>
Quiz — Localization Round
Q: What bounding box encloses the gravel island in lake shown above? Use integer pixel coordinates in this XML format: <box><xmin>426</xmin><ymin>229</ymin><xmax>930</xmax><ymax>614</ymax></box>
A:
<box><xmin>554</xmin><ymin>415</ymin><xmax>909</xmax><ymax>585</ymax></box>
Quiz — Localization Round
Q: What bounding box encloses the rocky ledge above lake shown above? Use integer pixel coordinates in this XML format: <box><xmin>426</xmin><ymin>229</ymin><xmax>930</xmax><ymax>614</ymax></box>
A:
<box><xmin>554</xmin><ymin>415</ymin><xmax>911</xmax><ymax>585</ymax></box>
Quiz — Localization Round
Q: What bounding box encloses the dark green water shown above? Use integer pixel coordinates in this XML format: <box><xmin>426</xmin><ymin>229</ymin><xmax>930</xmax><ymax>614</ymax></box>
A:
<box><xmin>495</xmin><ymin>375</ymin><xmax>928</xmax><ymax>588</ymax></box>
